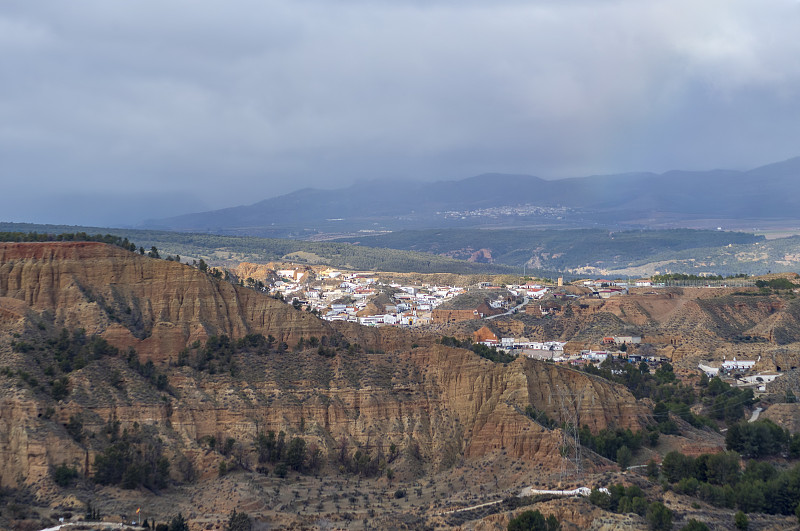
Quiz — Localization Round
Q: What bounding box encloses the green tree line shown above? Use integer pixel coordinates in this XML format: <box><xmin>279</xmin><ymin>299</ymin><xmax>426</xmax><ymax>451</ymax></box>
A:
<box><xmin>661</xmin><ymin>449</ymin><xmax>800</xmax><ymax>515</ymax></box>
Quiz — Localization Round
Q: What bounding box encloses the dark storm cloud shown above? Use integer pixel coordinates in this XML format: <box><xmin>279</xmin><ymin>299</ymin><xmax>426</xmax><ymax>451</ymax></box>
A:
<box><xmin>1</xmin><ymin>0</ymin><xmax>799</xmax><ymax>225</ymax></box>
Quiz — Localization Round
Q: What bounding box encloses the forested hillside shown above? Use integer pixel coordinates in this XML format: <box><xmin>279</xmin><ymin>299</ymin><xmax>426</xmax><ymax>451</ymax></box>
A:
<box><xmin>335</xmin><ymin>228</ymin><xmax>767</xmax><ymax>273</ymax></box>
<box><xmin>7</xmin><ymin>222</ymin><xmax>800</xmax><ymax>276</ymax></box>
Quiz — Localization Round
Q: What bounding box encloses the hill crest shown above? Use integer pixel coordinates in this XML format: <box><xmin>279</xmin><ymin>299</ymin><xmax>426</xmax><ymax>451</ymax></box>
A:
<box><xmin>141</xmin><ymin>156</ymin><xmax>800</xmax><ymax>237</ymax></box>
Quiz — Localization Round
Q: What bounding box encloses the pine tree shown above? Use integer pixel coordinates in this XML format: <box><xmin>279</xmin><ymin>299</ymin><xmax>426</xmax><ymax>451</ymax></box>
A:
<box><xmin>168</xmin><ymin>513</ymin><xmax>189</xmax><ymax>531</ymax></box>
<box><xmin>225</xmin><ymin>509</ymin><xmax>253</xmax><ymax>531</ymax></box>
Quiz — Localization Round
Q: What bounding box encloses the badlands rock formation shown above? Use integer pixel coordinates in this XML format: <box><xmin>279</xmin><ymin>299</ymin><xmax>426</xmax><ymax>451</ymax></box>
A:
<box><xmin>0</xmin><ymin>242</ymin><xmax>332</xmax><ymax>363</ymax></box>
<box><xmin>0</xmin><ymin>242</ymin><xmax>648</xmax><ymax>492</ymax></box>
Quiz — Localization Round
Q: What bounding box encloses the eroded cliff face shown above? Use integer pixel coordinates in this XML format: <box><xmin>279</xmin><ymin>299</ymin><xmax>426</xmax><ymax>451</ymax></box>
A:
<box><xmin>0</xmin><ymin>242</ymin><xmax>649</xmax><ymax>494</ymax></box>
<box><xmin>0</xmin><ymin>387</ymin><xmax>88</xmax><ymax>489</ymax></box>
<box><xmin>0</xmin><ymin>242</ymin><xmax>332</xmax><ymax>363</ymax></box>
<box><xmin>0</xmin><ymin>344</ymin><xmax>648</xmax><ymax>489</ymax></box>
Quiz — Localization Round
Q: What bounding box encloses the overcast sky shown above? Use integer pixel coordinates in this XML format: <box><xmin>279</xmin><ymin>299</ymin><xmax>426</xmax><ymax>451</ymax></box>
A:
<box><xmin>2</xmin><ymin>0</ymin><xmax>800</xmax><ymax>226</ymax></box>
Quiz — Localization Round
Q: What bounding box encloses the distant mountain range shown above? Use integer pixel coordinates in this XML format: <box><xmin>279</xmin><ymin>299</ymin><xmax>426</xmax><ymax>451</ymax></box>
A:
<box><xmin>142</xmin><ymin>156</ymin><xmax>800</xmax><ymax>237</ymax></box>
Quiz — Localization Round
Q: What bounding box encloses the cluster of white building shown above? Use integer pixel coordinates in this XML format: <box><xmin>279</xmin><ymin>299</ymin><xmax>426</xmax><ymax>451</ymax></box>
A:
<box><xmin>317</xmin><ymin>278</ymin><xmax>555</xmax><ymax>327</ymax></box>
<box><xmin>475</xmin><ymin>336</ymin><xmax>567</xmax><ymax>358</ymax></box>
<box><xmin>698</xmin><ymin>356</ymin><xmax>758</xmax><ymax>377</ymax></box>
<box><xmin>508</xmin><ymin>283</ymin><xmax>550</xmax><ymax>299</ymax></box>
<box><xmin>468</xmin><ymin>340</ymin><xmax>668</xmax><ymax>367</ymax></box>
<box><xmin>261</xmin><ymin>265</ymin><xmax>565</xmax><ymax>329</ymax></box>
<box><xmin>697</xmin><ymin>356</ymin><xmax>783</xmax><ymax>392</ymax></box>
<box><xmin>303</xmin><ymin>276</ymin><xmax>467</xmax><ymax>327</ymax></box>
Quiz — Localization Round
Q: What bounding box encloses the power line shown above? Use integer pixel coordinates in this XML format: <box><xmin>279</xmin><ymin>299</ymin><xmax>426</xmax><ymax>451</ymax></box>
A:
<box><xmin>556</xmin><ymin>385</ymin><xmax>585</xmax><ymax>485</ymax></box>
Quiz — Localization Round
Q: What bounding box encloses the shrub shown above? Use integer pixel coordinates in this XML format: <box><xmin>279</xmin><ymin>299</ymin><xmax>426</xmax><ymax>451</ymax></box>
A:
<box><xmin>66</xmin><ymin>415</ymin><xmax>83</xmax><ymax>442</ymax></box>
<box><xmin>53</xmin><ymin>464</ymin><xmax>78</xmax><ymax>487</ymax></box>
<box><xmin>676</xmin><ymin>477</ymin><xmax>699</xmax><ymax>496</ymax></box>
<box><xmin>93</xmin><ymin>425</ymin><xmax>171</xmax><ymax>490</ymax></box>
<box><xmin>617</xmin><ymin>445</ymin><xmax>633</xmax><ymax>470</ymax></box>
<box><xmin>734</xmin><ymin>510</ymin><xmax>748</xmax><ymax>530</ymax></box>
<box><xmin>51</xmin><ymin>377</ymin><xmax>70</xmax><ymax>400</ymax></box>
<box><xmin>168</xmin><ymin>513</ymin><xmax>189</xmax><ymax>531</ymax></box>
<box><xmin>225</xmin><ymin>509</ymin><xmax>252</xmax><ymax>531</ymax></box>
<box><xmin>588</xmin><ymin>488</ymin><xmax>611</xmax><ymax>511</ymax></box>
<box><xmin>680</xmin><ymin>519</ymin><xmax>709</xmax><ymax>531</ymax></box>
<box><xmin>507</xmin><ymin>509</ymin><xmax>559</xmax><ymax>531</ymax></box>
<box><xmin>646</xmin><ymin>502</ymin><xmax>672</xmax><ymax>531</ymax></box>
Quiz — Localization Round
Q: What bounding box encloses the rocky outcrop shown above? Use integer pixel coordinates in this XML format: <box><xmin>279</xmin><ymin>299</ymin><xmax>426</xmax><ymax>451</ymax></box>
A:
<box><xmin>521</xmin><ymin>359</ymin><xmax>648</xmax><ymax>433</ymax></box>
<box><xmin>494</xmin><ymin>318</ymin><xmax>525</xmax><ymax>337</ymax></box>
<box><xmin>0</xmin><ymin>242</ymin><xmax>650</xmax><ymax>494</ymax></box>
<box><xmin>761</xmin><ymin>403</ymin><xmax>800</xmax><ymax>433</ymax></box>
<box><xmin>0</xmin><ymin>242</ymin><xmax>332</xmax><ymax>363</ymax></box>
<box><xmin>0</xmin><ymin>386</ymin><xmax>87</xmax><ymax>489</ymax></box>
<box><xmin>473</xmin><ymin>326</ymin><xmax>499</xmax><ymax>343</ymax></box>
<box><xmin>468</xmin><ymin>248</ymin><xmax>493</xmax><ymax>263</ymax></box>
<box><xmin>0</xmin><ymin>342</ymin><xmax>648</xmax><ymax>490</ymax></box>
<box><xmin>230</xmin><ymin>261</ymin><xmax>320</xmax><ymax>283</ymax></box>
<box><xmin>0</xmin><ymin>297</ymin><xmax>29</xmax><ymax>324</ymax></box>
<box><xmin>414</xmin><ymin>346</ymin><xmax>648</xmax><ymax>461</ymax></box>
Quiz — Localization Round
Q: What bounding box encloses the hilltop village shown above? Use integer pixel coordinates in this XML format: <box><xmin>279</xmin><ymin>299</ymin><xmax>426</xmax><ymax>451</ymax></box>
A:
<box><xmin>231</xmin><ymin>262</ymin><xmax>790</xmax><ymax>394</ymax></box>
<box><xmin>254</xmin><ymin>263</ymin><xmax>600</xmax><ymax>325</ymax></box>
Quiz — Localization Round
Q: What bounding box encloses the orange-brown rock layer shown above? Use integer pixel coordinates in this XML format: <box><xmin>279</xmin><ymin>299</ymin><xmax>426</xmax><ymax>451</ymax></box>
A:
<box><xmin>0</xmin><ymin>242</ymin><xmax>650</xmax><ymax>492</ymax></box>
<box><xmin>0</xmin><ymin>242</ymin><xmax>332</xmax><ymax>363</ymax></box>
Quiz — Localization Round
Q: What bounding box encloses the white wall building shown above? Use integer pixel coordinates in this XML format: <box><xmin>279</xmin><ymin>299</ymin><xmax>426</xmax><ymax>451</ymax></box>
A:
<box><xmin>581</xmin><ymin>350</ymin><xmax>610</xmax><ymax>361</ymax></box>
<box><xmin>698</xmin><ymin>363</ymin><xmax>719</xmax><ymax>377</ymax></box>
<box><xmin>527</xmin><ymin>288</ymin><xmax>549</xmax><ymax>299</ymax></box>
<box><xmin>722</xmin><ymin>357</ymin><xmax>757</xmax><ymax>371</ymax></box>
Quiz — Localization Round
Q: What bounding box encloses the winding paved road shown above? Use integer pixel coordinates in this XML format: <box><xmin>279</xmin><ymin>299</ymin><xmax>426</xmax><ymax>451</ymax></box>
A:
<box><xmin>748</xmin><ymin>407</ymin><xmax>763</xmax><ymax>422</ymax></box>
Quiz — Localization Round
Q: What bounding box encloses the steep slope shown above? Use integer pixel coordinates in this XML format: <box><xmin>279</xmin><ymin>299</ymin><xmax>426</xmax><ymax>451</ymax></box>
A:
<box><xmin>0</xmin><ymin>242</ymin><xmax>650</xmax><ymax>497</ymax></box>
<box><xmin>0</xmin><ymin>242</ymin><xmax>332</xmax><ymax>363</ymax></box>
<box><xmin>0</xmin><ymin>341</ymin><xmax>648</xmax><ymax>491</ymax></box>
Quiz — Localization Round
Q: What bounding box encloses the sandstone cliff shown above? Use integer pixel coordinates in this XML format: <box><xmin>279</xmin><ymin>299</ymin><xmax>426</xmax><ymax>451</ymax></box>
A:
<box><xmin>8</xmin><ymin>242</ymin><xmax>795</xmax><ymax>529</ymax></box>
<box><xmin>0</xmin><ymin>342</ymin><xmax>648</xmax><ymax>490</ymax></box>
<box><xmin>0</xmin><ymin>242</ymin><xmax>333</xmax><ymax>364</ymax></box>
<box><xmin>0</xmin><ymin>242</ymin><xmax>649</xmax><ymax>522</ymax></box>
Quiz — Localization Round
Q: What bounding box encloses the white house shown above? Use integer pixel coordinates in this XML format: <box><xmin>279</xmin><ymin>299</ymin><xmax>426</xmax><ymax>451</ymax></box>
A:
<box><xmin>698</xmin><ymin>363</ymin><xmax>719</xmax><ymax>377</ymax></box>
<box><xmin>527</xmin><ymin>287</ymin><xmax>549</xmax><ymax>299</ymax></box>
<box><xmin>544</xmin><ymin>341</ymin><xmax>566</xmax><ymax>354</ymax></box>
<box><xmin>582</xmin><ymin>350</ymin><xmax>610</xmax><ymax>361</ymax></box>
<box><xmin>739</xmin><ymin>372</ymin><xmax>781</xmax><ymax>385</ymax></box>
<box><xmin>358</xmin><ymin>314</ymin><xmax>399</xmax><ymax>326</ymax></box>
<box><xmin>721</xmin><ymin>357</ymin><xmax>757</xmax><ymax>371</ymax></box>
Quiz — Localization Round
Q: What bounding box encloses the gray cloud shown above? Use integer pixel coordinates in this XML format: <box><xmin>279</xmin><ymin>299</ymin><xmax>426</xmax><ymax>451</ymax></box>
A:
<box><xmin>1</xmin><ymin>0</ymin><xmax>799</xmax><ymax>225</ymax></box>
